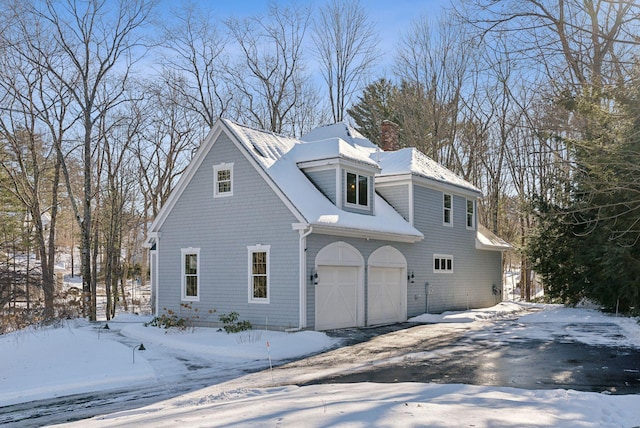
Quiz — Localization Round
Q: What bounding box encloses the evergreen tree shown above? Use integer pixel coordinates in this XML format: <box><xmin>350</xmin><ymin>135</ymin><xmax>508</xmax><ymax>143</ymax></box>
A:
<box><xmin>347</xmin><ymin>78</ymin><xmax>398</xmax><ymax>146</ymax></box>
<box><xmin>527</xmin><ymin>82</ymin><xmax>640</xmax><ymax>313</ymax></box>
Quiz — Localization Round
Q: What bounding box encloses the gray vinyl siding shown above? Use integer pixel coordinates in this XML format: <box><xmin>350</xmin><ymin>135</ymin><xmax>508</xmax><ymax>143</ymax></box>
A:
<box><xmin>410</xmin><ymin>184</ymin><xmax>502</xmax><ymax>314</ymax></box>
<box><xmin>304</xmin><ymin>169</ymin><xmax>336</xmax><ymax>204</ymax></box>
<box><xmin>303</xmin><ymin>182</ymin><xmax>503</xmax><ymax>329</ymax></box>
<box><xmin>156</xmin><ymin>132</ymin><xmax>301</xmax><ymax>330</ymax></box>
<box><xmin>376</xmin><ymin>184</ymin><xmax>410</xmax><ymax>222</ymax></box>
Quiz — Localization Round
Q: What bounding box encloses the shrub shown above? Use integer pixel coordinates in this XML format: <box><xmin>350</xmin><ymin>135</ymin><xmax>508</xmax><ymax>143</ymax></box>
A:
<box><xmin>219</xmin><ymin>311</ymin><xmax>252</xmax><ymax>334</ymax></box>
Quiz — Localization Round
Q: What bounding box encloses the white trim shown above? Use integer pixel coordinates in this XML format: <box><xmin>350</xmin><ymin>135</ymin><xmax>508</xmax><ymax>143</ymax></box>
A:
<box><xmin>466</xmin><ymin>198</ymin><xmax>476</xmax><ymax>230</ymax></box>
<box><xmin>311</xmin><ymin>224</ymin><xmax>423</xmax><ymax>243</ymax></box>
<box><xmin>433</xmin><ymin>253</ymin><xmax>454</xmax><ymax>274</ymax></box>
<box><xmin>408</xmin><ymin>181</ymin><xmax>414</xmax><ymax>226</ymax></box>
<box><xmin>181</xmin><ymin>247</ymin><xmax>200</xmax><ymax>301</ymax></box>
<box><xmin>344</xmin><ymin>170</ymin><xmax>371</xmax><ymax>210</ymax></box>
<box><xmin>248</xmin><ymin>244</ymin><xmax>270</xmax><ymax>304</ymax></box>
<box><xmin>297</xmin><ymin>225</ymin><xmax>313</xmax><ymax>329</ymax></box>
<box><xmin>148</xmin><ymin>120</ymin><xmax>306</xmax><ymax>234</ymax></box>
<box><xmin>150</xmin><ymin>248</ymin><xmax>158</xmax><ymax>317</ymax></box>
<box><xmin>148</xmin><ymin>125</ymin><xmax>224</xmax><ymax>234</ymax></box>
<box><xmin>223</xmin><ymin>121</ymin><xmax>307</xmax><ymax>224</ymax></box>
<box><xmin>377</xmin><ymin>173</ymin><xmax>482</xmax><ymax>198</ymax></box>
<box><xmin>443</xmin><ymin>193</ymin><xmax>453</xmax><ymax>227</ymax></box>
<box><xmin>213</xmin><ymin>162</ymin><xmax>234</xmax><ymax>198</ymax></box>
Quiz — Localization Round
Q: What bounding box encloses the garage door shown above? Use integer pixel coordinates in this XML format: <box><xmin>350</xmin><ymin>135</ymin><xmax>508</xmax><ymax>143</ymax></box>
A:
<box><xmin>368</xmin><ymin>267</ymin><xmax>405</xmax><ymax>325</ymax></box>
<box><xmin>315</xmin><ymin>266</ymin><xmax>359</xmax><ymax>330</ymax></box>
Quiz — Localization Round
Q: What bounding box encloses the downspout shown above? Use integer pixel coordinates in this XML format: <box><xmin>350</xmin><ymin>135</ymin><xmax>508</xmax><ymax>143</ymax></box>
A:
<box><xmin>296</xmin><ymin>224</ymin><xmax>313</xmax><ymax>330</ymax></box>
<box><xmin>154</xmin><ymin>238</ymin><xmax>160</xmax><ymax>317</ymax></box>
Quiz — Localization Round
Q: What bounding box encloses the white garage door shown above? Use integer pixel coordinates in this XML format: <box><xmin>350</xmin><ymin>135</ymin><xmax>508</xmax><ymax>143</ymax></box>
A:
<box><xmin>368</xmin><ymin>267</ymin><xmax>405</xmax><ymax>325</ymax></box>
<box><xmin>315</xmin><ymin>266</ymin><xmax>359</xmax><ymax>330</ymax></box>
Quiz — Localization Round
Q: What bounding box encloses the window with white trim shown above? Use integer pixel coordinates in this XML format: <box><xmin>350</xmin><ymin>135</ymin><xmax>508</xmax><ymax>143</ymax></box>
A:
<box><xmin>248</xmin><ymin>245</ymin><xmax>270</xmax><ymax>303</ymax></box>
<box><xmin>345</xmin><ymin>171</ymin><xmax>369</xmax><ymax>207</ymax></box>
<box><xmin>466</xmin><ymin>199</ymin><xmax>475</xmax><ymax>229</ymax></box>
<box><xmin>433</xmin><ymin>254</ymin><xmax>453</xmax><ymax>273</ymax></box>
<box><xmin>443</xmin><ymin>193</ymin><xmax>452</xmax><ymax>226</ymax></box>
<box><xmin>181</xmin><ymin>248</ymin><xmax>200</xmax><ymax>301</ymax></box>
<box><xmin>213</xmin><ymin>163</ymin><xmax>233</xmax><ymax>198</ymax></box>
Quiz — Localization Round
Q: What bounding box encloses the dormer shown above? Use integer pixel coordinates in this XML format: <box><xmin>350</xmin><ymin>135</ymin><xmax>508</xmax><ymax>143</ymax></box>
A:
<box><xmin>289</xmin><ymin>137</ymin><xmax>381</xmax><ymax>216</ymax></box>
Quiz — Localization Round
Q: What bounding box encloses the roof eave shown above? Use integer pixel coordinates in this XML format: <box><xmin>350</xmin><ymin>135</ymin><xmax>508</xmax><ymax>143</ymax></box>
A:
<box><xmin>311</xmin><ymin>223</ymin><xmax>423</xmax><ymax>244</ymax></box>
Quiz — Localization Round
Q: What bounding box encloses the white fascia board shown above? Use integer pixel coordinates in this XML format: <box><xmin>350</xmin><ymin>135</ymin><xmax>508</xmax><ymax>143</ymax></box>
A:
<box><xmin>412</xmin><ymin>174</ymin><xmax>482</xmax><ymax>199</ymax></box>
<box><xmin>222</xmin><ymin>122</ymin><xmax>307</xmax><ymax>225</ymax></box>
<box><xmin>297</xmin><ymin>159</ymin><xmax>340</xmax><ymax>171</ymax></box>
<box><xmin>375</xmin><ymin>174</ymin><xmax>413</xmax><ymax>185</ymax></box>
<box><xmin>148</xmin><ymin>125</ymin><xmax>224</xmax><ymax>233</ymax></box>
<box><xmin>475</xmin><ymin>238</ymin><xmax>512</xmax><ymax>251</ymax></box>
<box><xmin>311</xmin><ymin>224</ymin><xmax>423</xmax><ymax>244</ymax></box>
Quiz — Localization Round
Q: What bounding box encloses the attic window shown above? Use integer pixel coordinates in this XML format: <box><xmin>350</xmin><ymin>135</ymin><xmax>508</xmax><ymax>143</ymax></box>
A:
<box><xmin>346</xmin><ymin>172</ymin><xmax>369</xmax><ymax>208</ymax></box>
<box><xmin>213</xmin><ymin>163</ymin><xmax>233</xmax><ymax>198</ymax></box>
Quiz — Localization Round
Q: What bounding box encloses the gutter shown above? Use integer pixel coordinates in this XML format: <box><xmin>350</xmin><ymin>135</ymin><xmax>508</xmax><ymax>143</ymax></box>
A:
<box><xmin>293</xmin><ymin>223</ymin><xmax>313</xmax><ymax>330</ymax></box>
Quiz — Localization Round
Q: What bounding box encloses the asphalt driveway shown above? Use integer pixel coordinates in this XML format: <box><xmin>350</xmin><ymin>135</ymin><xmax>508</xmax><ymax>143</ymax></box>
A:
<box><xmin>294</xmin><ymin>310</ymin><xmax>640</xmax><ymax>395</ymax></box>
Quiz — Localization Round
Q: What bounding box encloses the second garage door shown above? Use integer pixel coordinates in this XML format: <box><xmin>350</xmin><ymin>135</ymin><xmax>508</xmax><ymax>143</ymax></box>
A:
<box><xmin>368</xmin><ymin>267</ymin><xmax>405</xmax><ymax>325</ymax></box>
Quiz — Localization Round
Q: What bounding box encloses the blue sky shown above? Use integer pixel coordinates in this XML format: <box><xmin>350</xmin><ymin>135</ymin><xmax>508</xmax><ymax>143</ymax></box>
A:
<box><xmin>160</xmin><ymin>0</ymin><xmax>449</xmax><ymax>73</ymax></box>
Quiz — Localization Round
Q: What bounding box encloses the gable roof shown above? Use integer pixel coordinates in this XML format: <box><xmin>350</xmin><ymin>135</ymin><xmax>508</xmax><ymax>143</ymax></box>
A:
<box><xmin>289</xmin><ymin>137</ymin><xmax>380</xmax><ymax>169</ymax></box>
<box><xmin>223</xmin><ymin>120</ymin><xmax>422</xmax><ymax>242</ymax></box>
<box><xmin>377</xmin><ymin>148</ymin><xmax>481</xmax><ymax>195</ymax></box>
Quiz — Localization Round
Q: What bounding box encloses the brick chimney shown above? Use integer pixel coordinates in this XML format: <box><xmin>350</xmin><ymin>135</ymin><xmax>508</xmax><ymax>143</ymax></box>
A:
<box><xmin>380</xmin><ymin>120</ymin><xmax>399</xmax><ymax>151</ymax></box>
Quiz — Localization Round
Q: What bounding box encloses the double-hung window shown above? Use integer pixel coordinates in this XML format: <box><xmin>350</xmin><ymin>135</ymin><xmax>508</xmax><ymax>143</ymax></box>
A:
<box><xmin>466</xmin><ymin>199</ymin><xmax>475</xmax><ymax>229</ymax></box>
<box><xmin>434</xmin><ymin>254</ymin><xmax>453</xmax><ymax>273</ymax></box>
<box><xmin>248</xmin><ymin>245</ymin><xmax>270</xmax><ymax>303</ymax></box>
<box><xmin>443</xmin><ymin>193</ymin><xmax>452</xmax><ymax>226</ymax></box>
<box><xmin>181</xmin><ymin>248</ymin><xmax>200</xmax><ymax>301</ymax></box>
<box><xmin>213</xmin><ymin>163</ymin><xmax>234</xmax><ymax>198</ymax></box>
<box><xmin>346</xmin><ymin>172</ymin><xmax>369</xmax><ymax>207</ymax></box>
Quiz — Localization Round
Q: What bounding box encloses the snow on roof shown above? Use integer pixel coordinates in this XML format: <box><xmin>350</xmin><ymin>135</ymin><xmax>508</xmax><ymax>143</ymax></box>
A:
<box><xmin>223</xmin><ymin>120</ymin><xmax>422</xmax><ymax>241</ymax></box>
<box><xmin>476</xmin><ymin>224</ymin><xmax>512</xmax><ymax>251</ymax></box>
<box><xmin>300</xmin><ymin>122</ymin><xmax>379</xmax><ymax>150</ymax></box>
<box><xmin>288</xmin><ymin>138</ymin><xmax>380</xmax><ymax>169</ymax></box>
<box><xmin>377</xmin><ymin>148</ymin><xmax>481</xmax><ymax>194</ymax></box>
<box><xmin>224</xmin><ymin>120</ymin><xmax>299</xmax><ymax>167</ymax></box>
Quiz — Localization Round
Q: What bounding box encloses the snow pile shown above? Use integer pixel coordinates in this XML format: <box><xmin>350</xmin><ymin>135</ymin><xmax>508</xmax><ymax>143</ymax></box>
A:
<box><xmin>410</xmin><ymin>301</ymin><xmax>529</xmax><ymax>323</ymax></box>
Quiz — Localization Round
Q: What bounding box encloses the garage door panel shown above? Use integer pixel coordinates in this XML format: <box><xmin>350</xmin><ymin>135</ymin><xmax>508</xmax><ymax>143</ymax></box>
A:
<box><xmin>316</xmin><ymin>266</ymin><xmax>359</xmax><ymax>330</ymax></box>
<box><xmin>368</xmin><ymin>267</ymin><xmax>405</xmax><ymax>325</ymax></box>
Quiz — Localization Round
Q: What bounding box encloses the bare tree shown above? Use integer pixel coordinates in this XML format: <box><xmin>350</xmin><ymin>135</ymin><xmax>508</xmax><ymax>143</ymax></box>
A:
<box><xmin>160</xmin><ymin>2</ymin><xmax>232</xmax><ymax>129</ymax></box>
<box><xmin>13</xmin><ymin>0</ymin><xmax>155</xmax><ymax>320</ymax></box>
<box><xmin>0</xmin><ymin>5</ymin><xmax>69</xmax><ymax>319</ymax></box>
<box><xmin>226</xmin><ymin>2</ymin><xmax>314</xmax><ymax>134</ymax></box>
<box><xmin>460</xmin><ymin>0</ymin><xmax>640</xmax><ymax>97</ymax></box>
<box><xmin>312</xmin><ymin>0</ymin><xmax>380</xmax><ymax>123</ymax></box>
<box><xmin>394</xmin><ymin>12</ymin><xmax>474</xmax><ymax>169</ymax></box>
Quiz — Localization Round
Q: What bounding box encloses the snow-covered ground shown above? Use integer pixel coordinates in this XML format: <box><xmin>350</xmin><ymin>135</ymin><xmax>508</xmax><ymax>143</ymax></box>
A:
<box><xmin>2</xmin><ymin>302</ymin><xmax>639</xmax><ymax>427</ymax></box>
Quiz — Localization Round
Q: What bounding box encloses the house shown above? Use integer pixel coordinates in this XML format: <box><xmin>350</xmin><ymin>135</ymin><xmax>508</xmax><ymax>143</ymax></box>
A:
<box><xmin>145</xmin><ymin>119</ymin><xmax>510</xmax><ymax>331</ymax></box>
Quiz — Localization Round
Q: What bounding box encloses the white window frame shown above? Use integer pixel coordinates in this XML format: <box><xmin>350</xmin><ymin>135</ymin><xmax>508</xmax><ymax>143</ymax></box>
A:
<box><xmin>181</xmin><ymin>247</ymin><xmax>200</xmax><ymax>301</ymax></box>
<box><xmin>433</xmin><ymin>254</ymin><xmax>453</xmax><ymax>273</ymax></box>
<box><xmin>443</xmin><ymin>193</ymin><xmax>452</xmax><ymax>226</ymax></box>
<box><xmin>466</xmin><ymin>198</ymin><xmax>476</xmax><ymax>230</ymax></box>
<box><xmin>345</xmin><ymin>171</ymin><xmax>370</xmax><ymax>209</ymax></box>
<box><xmin>213</xmin><ymin>162</ymin><xmax>234</xmax><ymax>198</ymax></box>
<box><xmin>248</xmin><ymin>245</ymin><xmax>270</xmax><ymax>304</ymax></box>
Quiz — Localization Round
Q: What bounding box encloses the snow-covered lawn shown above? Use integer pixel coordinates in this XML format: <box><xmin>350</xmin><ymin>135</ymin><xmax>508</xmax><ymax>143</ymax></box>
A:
<box><xmin>2</xmin><ymin>302</ymin><xmax>639</xmax><ymax>427</ymax></box>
